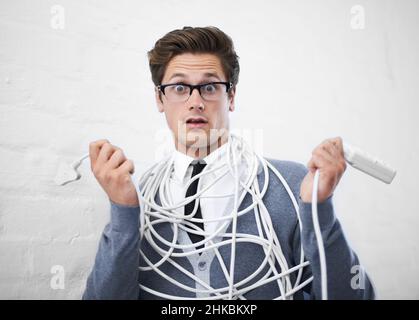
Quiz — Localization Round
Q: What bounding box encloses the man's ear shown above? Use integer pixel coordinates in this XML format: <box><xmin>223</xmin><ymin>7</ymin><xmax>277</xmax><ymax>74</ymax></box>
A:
<box><xmin>228</xmin><ymin>87</ymin><xmax>236</xmax><ymax>112</ymax></box>
<box><xmin>155</xmin><ymin>87</ymin><xmax>164</xmax><ymax>113</ymax></box>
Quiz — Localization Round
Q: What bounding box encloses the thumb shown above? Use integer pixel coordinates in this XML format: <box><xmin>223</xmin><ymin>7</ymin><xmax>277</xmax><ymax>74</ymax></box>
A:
<box><xmin>307</xmin><ymin>159</ymin><xmax>317</xmax><ymax>174</ymax></box>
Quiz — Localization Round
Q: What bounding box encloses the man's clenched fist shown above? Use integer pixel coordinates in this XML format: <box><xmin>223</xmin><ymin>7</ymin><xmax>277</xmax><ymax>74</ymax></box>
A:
<box><xmin>89</xmin><ymin>139</ymin><xmax>139</xmax><ymax>207</ymax></box>
<box><xmin>299</xmin><ymin>137</ymin><xmax>347</xmax><ymax>203</ymax></box>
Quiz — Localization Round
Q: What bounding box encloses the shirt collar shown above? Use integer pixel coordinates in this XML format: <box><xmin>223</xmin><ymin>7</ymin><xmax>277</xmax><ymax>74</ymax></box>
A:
<box><xmin>173</xmin><ymin>140</ymin><xmax>229</xmax><ymax>182</ymax></box>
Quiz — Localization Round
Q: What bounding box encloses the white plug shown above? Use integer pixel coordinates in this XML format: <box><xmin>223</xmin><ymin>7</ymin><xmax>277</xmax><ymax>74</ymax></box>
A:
<box><xmin>343</xmin><ymin>143</ymin><xmax>396</xmax><ymax>184</ymax></box>
<box><xmin>54</xmin><ymin>153</ymin><xmax>89</xmax><ymax>186</ymax></box>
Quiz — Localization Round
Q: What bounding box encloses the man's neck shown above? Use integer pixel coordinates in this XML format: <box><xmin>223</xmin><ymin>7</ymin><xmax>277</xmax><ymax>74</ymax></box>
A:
<box><xmin>175</xmin><ymin>135</ymin><xmax>229</xmax><ymax>159</ymax></box>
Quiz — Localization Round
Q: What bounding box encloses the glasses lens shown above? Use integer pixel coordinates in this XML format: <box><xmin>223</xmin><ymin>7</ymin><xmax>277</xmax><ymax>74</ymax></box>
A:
<box><xmin>201</xmin><ymin>83</ymin><xmax>225</xmax><ymax>101</ymax></box>
<box><xmin>165</xmin><ymin>84</ymin><xmax>190</xmax><ymax>102</ymax></box>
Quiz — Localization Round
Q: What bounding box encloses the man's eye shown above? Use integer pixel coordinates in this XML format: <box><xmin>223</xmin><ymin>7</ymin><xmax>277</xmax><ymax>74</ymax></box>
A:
<box><xmin>203</xmin><ymin>84</ymin><xmax>216</xmax><ymax>93</ymax></box>
<box><xmin>174</xmin><ymin>85</ymin><xmax>186</xmax><ymax>93</ymax></box>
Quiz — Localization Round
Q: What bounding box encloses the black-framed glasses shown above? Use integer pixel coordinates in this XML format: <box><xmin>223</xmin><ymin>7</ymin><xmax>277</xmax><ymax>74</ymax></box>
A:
<box><xmin>157</xmin><ymin>82</ymin><xmax>233</xmax><ymax>103</ymax></box>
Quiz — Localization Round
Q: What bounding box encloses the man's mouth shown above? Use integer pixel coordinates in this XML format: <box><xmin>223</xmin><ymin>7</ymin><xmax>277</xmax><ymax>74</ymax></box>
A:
<box><xmin>185</xmin><ymin>116</ymin><xmax>208</xmax><ymax>128</ymax></box>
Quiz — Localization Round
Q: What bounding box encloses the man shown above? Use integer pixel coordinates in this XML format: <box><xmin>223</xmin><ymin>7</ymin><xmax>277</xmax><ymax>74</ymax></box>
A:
<box><xmin>83</xmin><ymin>26</ymin><xmax>375</xmax><ymax>299</ymax></box>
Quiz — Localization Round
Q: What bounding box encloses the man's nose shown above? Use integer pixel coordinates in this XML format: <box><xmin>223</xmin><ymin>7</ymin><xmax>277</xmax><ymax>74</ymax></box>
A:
<box><xmin>188</xmin><ymin>87</ymin><xmax>205</xmax><ymax>110</ymax></box>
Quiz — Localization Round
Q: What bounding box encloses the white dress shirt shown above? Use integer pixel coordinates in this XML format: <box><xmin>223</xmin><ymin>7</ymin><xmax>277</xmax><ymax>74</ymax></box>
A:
<box><xmin>169</xmin><ymin>141</ymin><xmax>246</xmax><ymax>241</ymax></box>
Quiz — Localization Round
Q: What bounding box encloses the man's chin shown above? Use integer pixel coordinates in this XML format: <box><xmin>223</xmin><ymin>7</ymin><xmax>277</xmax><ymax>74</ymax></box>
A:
<box><xmin>175</xmin><ymin>126</ymin><xmax>229</xmax><ymax>151</ymax></box>
<box><xmin>185</xmin><ymin>132</ymin><xmax>210</xmax><ymax>148</ymax></box>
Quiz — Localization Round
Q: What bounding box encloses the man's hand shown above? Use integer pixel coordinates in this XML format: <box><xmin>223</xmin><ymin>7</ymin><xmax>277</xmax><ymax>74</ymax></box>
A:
<box><xmin>89</xmin><ymin>139</ymin><xmax>139</xmax><ymax>207</ymax></box>
<box><xmin>300</xmin><ymin>137</ymin><xmax>347</xmax><ymax>203</ymax></box>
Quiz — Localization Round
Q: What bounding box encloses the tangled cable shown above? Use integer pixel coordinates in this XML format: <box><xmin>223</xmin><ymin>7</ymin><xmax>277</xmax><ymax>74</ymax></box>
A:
<box><xmin>135</xmin><ymin>134</ymin><xmax>327</xmax><ymax>300</ymax></box>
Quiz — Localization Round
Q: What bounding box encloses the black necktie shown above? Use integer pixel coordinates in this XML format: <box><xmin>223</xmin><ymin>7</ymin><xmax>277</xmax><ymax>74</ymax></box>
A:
<box><xmin>185</xmin><ymin>161</ymin><xmax>207</xmax><ymax>251</ymax></box>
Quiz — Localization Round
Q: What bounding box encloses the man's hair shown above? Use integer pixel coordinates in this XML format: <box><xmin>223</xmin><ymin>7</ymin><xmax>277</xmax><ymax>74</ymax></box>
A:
<box><xmin>147</xmin><ymin>26</ymin><xmax>240</xmax><ymax>89</ymax></box>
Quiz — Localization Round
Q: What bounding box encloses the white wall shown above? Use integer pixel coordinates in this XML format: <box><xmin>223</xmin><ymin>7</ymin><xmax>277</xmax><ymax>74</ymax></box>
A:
<box><xmin>0</xmin><ymin>0</ymin><xmax>418</xmax><ymax>299</ymax></box>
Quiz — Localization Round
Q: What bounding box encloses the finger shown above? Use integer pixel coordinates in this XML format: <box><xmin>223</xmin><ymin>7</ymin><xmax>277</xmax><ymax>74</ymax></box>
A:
<box><xmin>313</xmin><ymin>145</ymin><xmax>335</xmax><ymax>164</ymax></box>
<box><xmin>328</xmin><ymin>137</ymin><xmax>347</xmax><ymax>171</ymax></box>
<box><xmin>307</xmin><ymin>153</ymin><xmax>333</xmax><ymax>171</ymax></box>
<box><xmin>330</xmin><ymin>137</ymin><xmax>344</xmax><ymax>157</ymax></box>
<box><xmin>116</xmin><ymin>159</ymin><xmax>135</xmax><ymax>175</ymax></box>
<box><xmin>307</xmin><ymin>158</ymin><xmax>317</xmax><ymax>173</ymax></box>
<box><xmin>89</xmin><ymin>139</ymin><xmax>109</xmax><ymax>167</ymax></box>
<box><xmin>96</xmin><ymin>142</ymin><xmax>117</xmax><ymax>166</ymax></box>
<box><xmin>317</xmin><ymin>141</ymin><xmax>346</xmax><ymax>172</ymax></box>
<box><xmin>322</xmin><ymin>142</ymin><xmax>340</xmax><ymax>158</ymax></box>
<box><xmin>320</xmin><ymin>143</ymin><xmax>335</xmax><ymax>157</ymax></box>
<box><xmin>106</xmin><ymin>149</ymin><xmax>126</xmax><ymax>170</ymax></box>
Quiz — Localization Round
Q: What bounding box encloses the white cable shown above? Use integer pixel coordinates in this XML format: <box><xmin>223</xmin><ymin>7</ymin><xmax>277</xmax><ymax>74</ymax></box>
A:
<box><xmin>57</xmin><ymin>135</ymin><xmax>396</xmax><ymax>300</ymax></box>
<box><xmin>311</xmin><ymin>170</ymin><xmax>327</xmax><ymax>300</ymax></box>
<box><xmin>136</xmin><ymin>134</ymin><xmax>312</xmax><ymax>299</ymax></box>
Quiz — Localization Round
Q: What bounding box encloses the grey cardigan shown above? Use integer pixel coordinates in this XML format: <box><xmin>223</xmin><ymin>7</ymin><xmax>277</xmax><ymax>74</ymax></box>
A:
<box><xmin>82</xmin><ymin>159</ymin><xmax>375</xmax><ymax>300</ymax></box>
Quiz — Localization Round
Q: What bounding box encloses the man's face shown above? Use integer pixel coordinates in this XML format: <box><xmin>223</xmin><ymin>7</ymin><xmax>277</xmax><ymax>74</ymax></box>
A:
<box><xmin>155</xmin><ymin>53</ymin><xmax>235</xmax><ymax>152</ymax></box>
